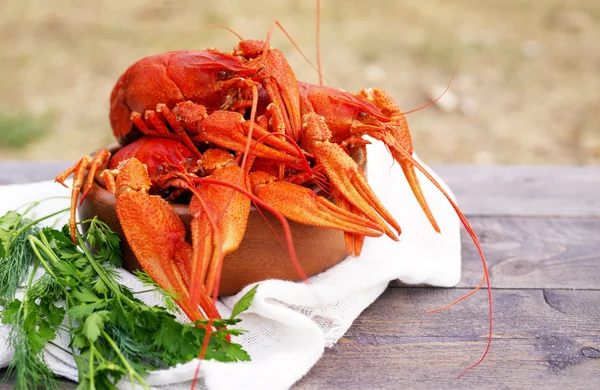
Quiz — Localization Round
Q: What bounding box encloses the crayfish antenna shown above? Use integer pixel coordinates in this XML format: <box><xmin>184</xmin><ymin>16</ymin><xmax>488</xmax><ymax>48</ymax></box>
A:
<box><xmin>191</xmin><ymin>318</ymin><xmax>214</xmax><ymax>390</ymax></box>
<box><xmin>163</xmin><ymin>24</ymin><xmax>244</xmax><ymax>50</ymax></box>
<box><xmin>202</xmin><ymin>178</ymin><xmax>308</xmax><ymax>281</ymax></box>
<box><xmin>269</xmin><ymin>21</ymin><xmax>336</xmax><ymax>86</ymax></box>
<box><xmin>391</xmin><ymin>145</ymin><xmax>493</xmax><ymax>377</ymax></box>
<box><xmin>316</xmin><ymin>0</ymin><xmax>323</xmax><ymax>86</ymax></box>
<box><xmin>238</xmin><ymin>84</ymin><xmax>259</xmax><ymax>178</ymax></box>
<box><xmin>172</xmin><ymin>175</ymin><xmax>224</xmax><ymax>310</ymax></box>
<box><xmin>392</xmin><ymin>50</ymin><xmax>462</xmax><ymax>118</ymax></box>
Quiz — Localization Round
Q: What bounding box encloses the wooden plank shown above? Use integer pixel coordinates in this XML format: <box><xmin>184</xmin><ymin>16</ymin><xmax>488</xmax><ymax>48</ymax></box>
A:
<box><xmin>391</xmin><ymin>216</ymin><xmax>600</xmax><ymax>290</ymax></box>
<box><xmin>0</xmin><ymin>161</ymin><xmax>70</xmax><ymax>185</ymax></box>
<box><xmin>433</xmin><ymin>165</ymin><xmax>600</xmax><ymax>218</ymax></box>
<box><xmin>295</xmin><ymin>287</ymin><xmax>600</xmax><ymax>389</ymax></box>
<box><xmin>1</xmin><ymin>164</ymin><xmax>599</xmax><ymax>217</ymax></box>
<box><xmin>3</xmin><ymin>288</ymin><xmax>598</xmax><ymax>389</ymax></box>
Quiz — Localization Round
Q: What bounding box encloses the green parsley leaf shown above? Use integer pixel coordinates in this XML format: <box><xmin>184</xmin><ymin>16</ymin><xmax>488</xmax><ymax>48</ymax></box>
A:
<box><xmin>0</xmin><ymin>210</ymin><xmax>21</xmax><ymax>229</ymax></box>
<box><xmin>82</xmin><ymin>311</ymin><xmax>110</xmax><ymax>342</ymax></box>
<box><xmin>71</xmin><ymin>287</ymin><xmax>100</xmax><ymax>303</ymax></box>
<box><xmin>231</xmin><ymin>284</ymin><xmax>259</xmax><ymax>319</ymax></box>
<box><xmin>71</xmin><ymin>333</ymin><xmax>89</xmax><ymax>350</ymax></box>
<box><xmin>3</xmin><ymin>209</ymin><xmax>256</xmax><ymax>390</ymax></box>
<box><xmin>1</xmin><ymin>299</ymin><xmax>23</xmax><ymax>325</ymax></box>
<box><xmin>220</xmin><ymin>340</ymin><xmax>251</xmax><ymax>361</ymax></box>
<box><xmin>68</xmin><ymin>301</ymin><xmax>107</xmax><ymax>319</ymax></box>
<box><xmin>93</xmin><ymin>278</ymin><xmax>108</xmax><ymax>295</ymax></box>
<box><xmin>0</xmin><ymin>228</ymin><xmax>11</xmax><ymax>258</ymax></box>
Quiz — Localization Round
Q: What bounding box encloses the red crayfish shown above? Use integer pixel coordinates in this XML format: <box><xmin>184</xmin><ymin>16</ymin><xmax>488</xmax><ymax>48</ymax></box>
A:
<box><xmin>56</xmin><ymin>20</ymin><xmax>491</xmax><ymax>378</ymax></box>
<box><xmin>56</xmin><ymin>34</ymin><xmax>438</xmax><ymax>316</ymax></box>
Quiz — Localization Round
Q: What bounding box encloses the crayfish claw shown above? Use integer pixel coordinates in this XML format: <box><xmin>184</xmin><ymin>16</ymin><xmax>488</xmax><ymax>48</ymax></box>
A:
<box><xmin>250</xmin><ymin>171</ymin><xmax>383</xmax><ymax>238</ymax></box>
<box><xmin>303</xmin><ymin>113</ymin><xmax>401</xmax><ymax>240</ymax></box>
<box><xmin>358</xmin><ymin>88</ymin><xmax>441</xmax><ymax>234</ymax></box>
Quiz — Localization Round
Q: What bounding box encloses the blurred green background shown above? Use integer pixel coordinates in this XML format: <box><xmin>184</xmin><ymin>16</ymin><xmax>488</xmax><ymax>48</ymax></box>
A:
<box><xmin>1</xmin><ymin>0</ymin><xmax>599</xmax><ymax>164</ymax></box>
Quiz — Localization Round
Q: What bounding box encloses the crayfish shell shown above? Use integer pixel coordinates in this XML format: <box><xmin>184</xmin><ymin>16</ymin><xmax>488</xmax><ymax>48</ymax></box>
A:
<box><xmin>78</xmin><ymin>145</ymin><xmax>367</xmax><ymax>296</ymax></box>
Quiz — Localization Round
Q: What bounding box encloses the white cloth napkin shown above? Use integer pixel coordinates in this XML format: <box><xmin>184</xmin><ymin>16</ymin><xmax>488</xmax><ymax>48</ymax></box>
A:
<box><xmin>0</xmin><ymin>142</ymin><xmax>461</xmax><ymax>389</ymax></box>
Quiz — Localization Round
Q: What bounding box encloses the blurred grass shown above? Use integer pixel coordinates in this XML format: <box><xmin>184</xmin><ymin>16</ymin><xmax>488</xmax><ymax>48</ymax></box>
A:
<box><xmin>0</xmin><ymin>112</ymin><xmax>49</xmax><ymax>149</ymax></box>
<box><xmin>0</xmin><ymin>0</ymin><xmax>599</xmax><ymax>164</ymax></box>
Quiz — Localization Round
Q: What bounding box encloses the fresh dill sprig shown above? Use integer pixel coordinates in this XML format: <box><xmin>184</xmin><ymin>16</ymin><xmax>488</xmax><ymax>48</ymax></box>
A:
<box><xmin>1</xmin><ymin>263</ymin><xmax>64</xmax><ymax>390</ymax></box>
<box><xmin>0</xmin><ymin>216</ymin><xmax>38</xmax><ymax>304</ymax></box>
<box><xmin>134</xmin><ymin>269</ymin><xmax>181</xmax><ymax>314</ymax></box>
<box><xmin>1</xmin><ymin>214</ymin><xmax>256</xmax><ymax>389</ymax></box>
<box><xmin>4</xmin><ymin>324</ymin><xmax>59</xmax><ymax>390</ymax></box>
<box><xmin>0</xmin><ymin>200</ymin><xmax>69</xmax><ymax>304</ymax></box>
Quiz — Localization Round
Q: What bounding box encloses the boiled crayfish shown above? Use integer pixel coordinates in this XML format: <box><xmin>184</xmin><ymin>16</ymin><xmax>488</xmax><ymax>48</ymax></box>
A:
<box><xmin>56</xmin><ymin>36</ymin><xmax>466</xmax><ymax>325</ymax></box>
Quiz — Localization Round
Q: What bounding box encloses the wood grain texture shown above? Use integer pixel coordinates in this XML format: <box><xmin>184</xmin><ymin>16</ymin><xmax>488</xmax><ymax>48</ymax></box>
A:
<box><xmin>0</xmin><ymin>161</ymin><xmax>70</xmax><ymax>185</ymax></box>
<box><xmin>391</xmin><ymin>216</ymin><xmax>600</xmax><ymax>290</ymax></box>
<box><xmin>433</xmin><ymin>165</ymin><xmax>600</xmax><ymax>217</ymax></box>
<box><xmin>2</xmin><ymin>163</ymin><xmax>600</xmax><ymax>217</ymax></box>
<box><xmin>295</xmin><ymin>288</ymin><xmax>600</xmax><ymax>390</ymax></box>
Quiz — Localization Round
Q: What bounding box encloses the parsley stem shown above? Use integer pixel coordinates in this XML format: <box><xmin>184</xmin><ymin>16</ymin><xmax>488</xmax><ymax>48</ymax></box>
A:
<box><xmin>75</xmin><ymin>231</ymin><xmax>121</xmax><ymax>296</ymax></box>
<box><xmin>27</xmin><ymin>236</ymin><xmax>60</xmax><ymax>279</ymax></box>
<box><xmin>74</xmin><ymin>230</ymin><xmax>138</xmax><ymax>310</ymax></box>
<box><xmin>131</xmin><ymin>289</ymin><xmax>158</xmax><ymax>295</ymax></box>
<box><xmin>15</xmin><ymin>196</ymin><xmax>70</xmax><ymax>213</ymax></box>
<box><xmin>11</xmin><ymin>207</ymin><xmax>70</xmax><ymax>244</ymax></box>
<box><xmin>11</xmin><ymin>261</ymin><xmax>40</xmax><ymax>342</ymax></box>
<box><xmin>28</xmin><ymin>235</ymin><xmax>75</xmax><ymax>308</ymax></box>
<box><xmin>20</xmin><ymin>261</ymin><xmax>39</xmax><ymax>320</ymax></box>
<box><xmin>100</xmin><ymin>330</ymin><xmax>151</xmax><ymax>390</ymax></box>
<box><xmin>12</xmin><ymin>196</ymin><xmax>69</xmax><ymax>230</ymax></box>
<box><xmin>89</xmin><ymin>345</ymin><xmax>96</xmax><ymax>390</ymax></box>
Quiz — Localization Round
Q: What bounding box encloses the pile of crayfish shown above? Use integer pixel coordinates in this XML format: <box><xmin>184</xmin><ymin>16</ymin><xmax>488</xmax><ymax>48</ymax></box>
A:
<box><xmin>55</xmin><ymin>35</ymin><xmax>481</xmax><ymax>330</ymax></box>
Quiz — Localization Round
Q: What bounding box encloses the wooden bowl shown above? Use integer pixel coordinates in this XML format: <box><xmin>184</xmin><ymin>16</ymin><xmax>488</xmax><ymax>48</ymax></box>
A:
<box><xmin>79</xmin><ymin>147</ymin><xmax>365</xmax><ymax>296</ymax></box>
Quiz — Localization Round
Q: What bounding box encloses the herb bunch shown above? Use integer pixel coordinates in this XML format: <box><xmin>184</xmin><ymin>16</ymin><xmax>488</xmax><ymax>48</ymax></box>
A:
<box><xmin>0</xmin><ymin>202</ymin><xmax>68</xmax><ymax>304</ymax></box>
<box><xmin>0</xmin><ymin>208</ymin><xmax>256</xmax><ymax>390</ymax></box>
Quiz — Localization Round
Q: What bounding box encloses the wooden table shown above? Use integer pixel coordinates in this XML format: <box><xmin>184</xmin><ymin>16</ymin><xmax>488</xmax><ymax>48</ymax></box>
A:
<box><xmin>1</xmin><ymin>163</ymin><xmax>599</xmax><ymax>389</ymax></box>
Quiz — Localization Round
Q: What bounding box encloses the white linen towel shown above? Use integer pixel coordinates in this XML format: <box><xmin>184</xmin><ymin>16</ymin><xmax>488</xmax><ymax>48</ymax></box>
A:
<box><xmin>0</xmin><ymin>142</ymin><xmax>461</xmax><ymax>389</ymax></box>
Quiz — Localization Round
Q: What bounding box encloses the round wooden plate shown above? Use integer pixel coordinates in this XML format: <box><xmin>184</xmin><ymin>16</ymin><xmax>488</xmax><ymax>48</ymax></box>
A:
<box><xmin>78</xmin><ymin>147</ymin><xmax>365</xmax><ymax>296</ymax></box>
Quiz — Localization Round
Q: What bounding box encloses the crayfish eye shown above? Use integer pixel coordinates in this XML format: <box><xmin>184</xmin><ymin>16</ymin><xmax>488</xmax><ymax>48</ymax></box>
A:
<box><xmin>217</xmin><ymin>69</ymin><xmax>231</xmax><ymax>80</ymax></box>
<box><xmin>357</xmin><ymin>111</ymin><xmax>368</xmax><ymax>120</ymax></box>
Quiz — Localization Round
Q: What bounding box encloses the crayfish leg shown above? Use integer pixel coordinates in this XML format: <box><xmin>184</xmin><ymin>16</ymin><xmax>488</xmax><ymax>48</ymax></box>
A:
<box><xmin>304</xmin><ymin>114</ymin><xmax>400</xmax><ymax>240</ymax></box>
<box><xmin>131</xmin><ymin>105</ymin><xmax>203</xmax><ymax>160</ymax></box>
<box><xmin>358</xmin><ymin>88</ymin><xmax>441</xmax><ymax>233</ymax></box>
<box><xmin>237</xmin><ymin>41</ymin><xmax>303</xmax><ymax>141</ymax></box>
<box><xmin>331</xmin><ymin>188</ymin><xmax>366</xmax><ymax>257</ymax></box>
<box><xmin>190</xmin><ymin>155</ymin><xmax>251</xmax><ymax>299</ymax></box>
<box><xmin>189</xmin><ymin>210</ymin><xmax>214</xmax><ymax>307</ymax></box>
<box><xmin>172</xmin><ymin>102</ymin><xmax>301</xmax><ymax>162</ymax></box>
<box><xmin>54</xmin><ymin>149</ymin><xmax>111</xmax><ymax>243</ymax></box>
